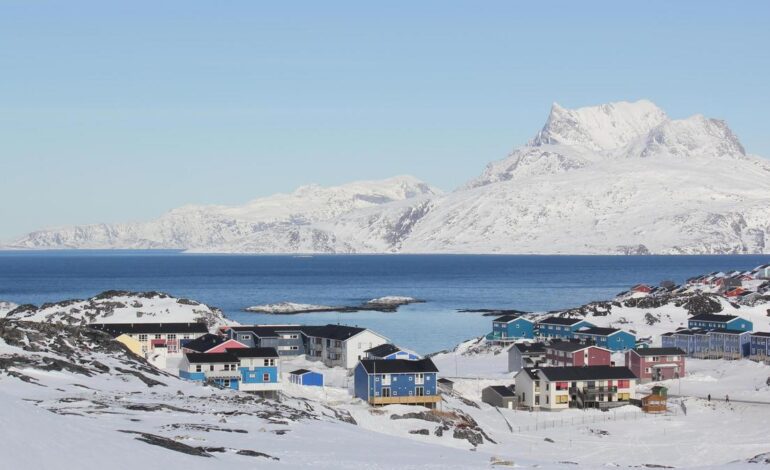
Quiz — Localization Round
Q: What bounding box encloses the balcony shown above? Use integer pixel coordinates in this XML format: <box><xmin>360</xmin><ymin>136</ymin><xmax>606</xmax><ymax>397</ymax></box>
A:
<box><xmin>206</xmin><ymin>370</ymin><xmax>240</xmax><ymax>379</ymax></box>
<box><xmin>369</xmin><ymin>395</ymin><xmax>441</xmax><ymax>406</ymax></box>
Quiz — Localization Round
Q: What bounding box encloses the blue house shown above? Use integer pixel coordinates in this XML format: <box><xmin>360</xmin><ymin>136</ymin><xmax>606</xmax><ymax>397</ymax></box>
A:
<box><xmin>536</xmin><ymin>317</ymin><xmax>595</xmax><ymax>339</ymax></box>
<box><xmin>662</xmin><ymin>329</ymin><xmax>710</xmax><ymax>357</ymax></box>
<box><xmin>289</xmin><ymin>369</ymin><xmax>324</xmax><ymax>387</ymax></box>
<box><xmin>749</xmin><ymin>332</ymin><xmax>770</xmax><ymax>358</ymax></box>
<box><xmin>488</xmin><ymin>315</ymin><xmax>536</xmax><ymax>342</ymax></box>
<box><xmin>179</xmin><ymin>347</ymin><xmax>281</xmax><ymax>394</ymax></box>
<box><xmin>708</xmin><ymin>329</ymin><xmax>751</xmax><ymax>359</ymax></box>
<box><xmin>687</xmin><ymin>314</ymin><xmax>753</xmax><ymax>332</ymax></box>
<box><xmin>365</xmin><ymin>343</ymin><xmax>420</xmax><ymax>360</ymax></box>
<box><xmin>573</xmin><ymin>327</ymin><xmax>636</xmax><ymax>351</ymax></box>
<box><xmin>354</xmin><ymin>358</ymin><xmax>440</xmax><ymax>408</ymax></box>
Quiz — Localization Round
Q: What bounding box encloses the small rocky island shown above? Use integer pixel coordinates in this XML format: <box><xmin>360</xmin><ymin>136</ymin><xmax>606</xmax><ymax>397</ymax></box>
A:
<box><xmin>244</xmin><ymin>296</ymin><xmax>424</xmax><ymax>314</ymax></box>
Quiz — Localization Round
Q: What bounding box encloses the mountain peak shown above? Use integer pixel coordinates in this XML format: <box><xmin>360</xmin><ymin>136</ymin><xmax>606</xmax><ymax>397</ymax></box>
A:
<box><xmin>531</xmin><ymin>99</ymin><xmax>668</xmax><ymax>151</ymax></box>
<box><xmin>633</xmin><ymin>114</ymin><xmax>746</xmax><ymax>159</ymax></box>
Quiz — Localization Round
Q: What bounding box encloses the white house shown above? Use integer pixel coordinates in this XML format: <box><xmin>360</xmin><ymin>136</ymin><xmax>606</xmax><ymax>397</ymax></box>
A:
<box><xmin>302</xmin><ymin>325</ymin><xmax>389</xmax><ymax>369</ymax></box>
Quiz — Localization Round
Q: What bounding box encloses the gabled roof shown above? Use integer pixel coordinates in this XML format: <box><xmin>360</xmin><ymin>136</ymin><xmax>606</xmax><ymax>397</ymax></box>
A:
<box><xmin>689</xmin><ymin>313</ymin><xmax>738</xmax><ymax>322</ymax></box>
<box><xmin>494</xmin><ymin>314</ymin><xmax>530</xmax><ymax>324</ymax></box>
<box><xmin>575</xmin><ymin>327</ymin><xmax>623</xmax><ymax>336</ymax></box>
<box><xmin>630</xmin><ymin>347</ymin><xmax>685</xmax><ymax>357</ymax></box>
<box><xmin>537</xmin><ymin>317</ymin><xmax>587</xmax><ymax>326</ymax></box>
<box><xmin>546</xmin><ymin>341</ymin><xmax>606</xmax><ymax>353</ymax></box>
<box><xmin>517</xmin><ymin>367</ymin><xmax>540</xmax><ymax>380</ymax></box>
<box><xmin>92</xmin><ymin>322</ymin><xmax>209</xmax><ymax>336</ymax></box>
<box><xmin>538</xmin><ymin>366</ymin><xmax>637</xmax><ymax>381</ymax></box>
<box><xmin>486</xmin><ymin>385</ymin><xmax>515</xmax><ymax>397</ymax></box>
<box><xmin>365</xmin><ymin>343</ymin><xmax>402</xmax><ymax>356</ymax></box>
<box><xmin>182</xmin><ymin>333</ymin><xmax>226</xmax><ymax>352</ymax></box>
<box><xmin>358</xmin><ymin>358</ymin><xmax>438</xmax><ymax>374</ymax></box>
<box><xmin>512</xmin><ymin>342</ymin><xmax>546</xmax><ymax>353</ymax></box>
<box><xmin>227</xmin><ymin>347</ymin><xmax>279</xmax><ymax>359</ymax></box>
<box><xmin>301</xmin><ymin>325</ymin><xmax>368</xmax><ymax>341</ymax></box>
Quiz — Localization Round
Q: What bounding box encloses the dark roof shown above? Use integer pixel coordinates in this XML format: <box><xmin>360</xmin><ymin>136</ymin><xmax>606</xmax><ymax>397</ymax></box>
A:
<box><xmin>538</xmin><ymin>366</ymin><xmax>637</xmax><ymax>381</ymax></box>
<box><xmin>689</xmin><ymin>313</ymin><xmax>738</xmax><ymax>322</ymax></box>
<box><xmin>92</xmin><ymin>322</ymin><xmax>209</xmax><ymax>336</ymax></box>
<box><xmin>228</xmin><ymin>324</ymin><xmax>371</xmax><ymax>342</ymax></box>
<box><xmin>185</xmin><ymin>352</ymin><xmax>238</xmax><ymax>364</ymax></box>
<box><xmin>575</xmin><ymin>327</ymin><xmax>622</xmax><ymax>336</ymax></box>
<box><xmin>182</xmin><ymin>333</ymin><xmax>226</xmax><ymax>352</ymax></box>
<box><xmin>494</xmin><ymin>314</ymin><xmax>526</xmax><ymax>323</ymax></box>
<box><xmin>667</xmin><ymin>329</ymin><xmax>708</xmax><ymax>337</ymax></box>
<box><xmin>437</xmin><ymin>378</ymin><xmax>454</xmax><ymax>384</ymax></box>
<box><xmin>486</xmin><ymin>385</ymin><xmax>516</xmax><ymax>397</ymax></box>
<box><xmin>290</xmin><ymin>368</ymin><xmax>312</xmax><ymax>375</ymax></box>
<box><xmin>365</xmin><ymin>343</ymin><xmax>402</xmax><ymax>356</ymax></box>
<box><xmin>751</xmin><ymin>332</ymin><xmax>770</xmax><ymax>338</ymax></box>
<box><xmin>512</xmin><ymin>342</ymin><xmax>546</xmax><ymax>353</ymax></box>
<box><xmin>708</xmin><ymin>328</ymin><xmax>750</xmax><ymax>335</ymax></box>
<box><xmin>518</xmin><ymin>367</ymin><xmax>540</xmax><ymax>380</ymax></box>
<box><xmin>537</xmin><ymin>317</ymin><xmax>587</xmax><ymax>326</ymax></box>
<box><xmin>546</xmin><ymin>342</ymin><xmax>604</xmax><ymax>353</ymax></box>
<box><xmin>358</xmin><ymin>358</ymin><xmax>438</xmax><ymax>374</ymax></box>
<box><xmin>227</xmin><ymin>347</ymin><xmax>279</xmax><ymax>358</ymax></box>
<box><xmin>301</xmin><ymin>324</ymin><xmax>368</xmax><ymax>341</ymax></box>
<box><xmin>631</xmin><ymin>347</ymin><xmax>685</xmax><ymax>356</ymax></box>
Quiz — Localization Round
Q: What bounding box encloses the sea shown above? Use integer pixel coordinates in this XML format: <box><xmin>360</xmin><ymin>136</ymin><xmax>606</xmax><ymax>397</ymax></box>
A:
<box><xmin>1</xmin><ymin>251</ymin><xmax>767</xmax><ymax>354</ymax></box>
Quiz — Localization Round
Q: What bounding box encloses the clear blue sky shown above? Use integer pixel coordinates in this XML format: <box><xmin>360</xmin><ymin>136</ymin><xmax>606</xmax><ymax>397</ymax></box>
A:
<box><xmin>2</xmin><ymin>1</ymin><xmax>769</xmax><ymax>240</ymax></box>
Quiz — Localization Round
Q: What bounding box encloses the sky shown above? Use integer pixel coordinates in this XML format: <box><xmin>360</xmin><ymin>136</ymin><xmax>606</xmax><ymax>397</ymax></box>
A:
<box><xmin>1</xmin><ymin>1</ymin><xmax>769</xmax><ymax>240</ymax></box>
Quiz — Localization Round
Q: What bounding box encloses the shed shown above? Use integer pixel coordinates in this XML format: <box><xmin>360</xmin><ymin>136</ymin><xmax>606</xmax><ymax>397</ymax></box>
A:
<box><xmin>289</xmin><ymin>369</ymin><xmax>324</xmax><ymax>387</ymax></box>
<box><xmin>481</xmin><ymin>385</ymin><xmax>517</xmax><ymax>409</ymax></box>
<box><xmin>437</xmin><ymin>378</ymin><xmax>454</xmax><ymax>393</ymax></box>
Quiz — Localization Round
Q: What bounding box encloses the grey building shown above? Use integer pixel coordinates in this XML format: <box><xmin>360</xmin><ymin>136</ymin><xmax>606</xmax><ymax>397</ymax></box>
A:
<box><xmin>482</xmin><ymin>385</ymin><xmax>517</xmax><ymax>409</ymax></box>
<box><xmin>508</xmin><ymin>342</ymin><xmax>547</xmax><ymax>372</ymax></box>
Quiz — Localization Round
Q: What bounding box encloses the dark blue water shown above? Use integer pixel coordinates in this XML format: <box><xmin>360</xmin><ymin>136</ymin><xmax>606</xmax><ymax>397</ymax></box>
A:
<box><xmin>1</xmin><ymin>252</ymin><xmax>767</xmax><ymax>354</ymax></box>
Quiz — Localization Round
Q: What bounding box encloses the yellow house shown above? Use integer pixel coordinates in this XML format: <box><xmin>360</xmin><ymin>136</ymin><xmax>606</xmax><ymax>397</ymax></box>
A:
<box><xmin>116</xmin><ymin>333</ymin><xmax>143</xmax><ymax>356</ymax></box>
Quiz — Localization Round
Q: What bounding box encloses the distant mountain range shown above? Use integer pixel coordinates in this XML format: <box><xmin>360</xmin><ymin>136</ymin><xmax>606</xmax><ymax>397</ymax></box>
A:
<box><xmin>10</xmin><ymin>100</ymin><xmax>770</xmax><ymax>254</ymax></box>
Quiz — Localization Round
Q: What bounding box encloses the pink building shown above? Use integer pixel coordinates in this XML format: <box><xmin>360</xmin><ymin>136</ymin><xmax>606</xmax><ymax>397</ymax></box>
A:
<box><xmin>625</xmin><ymin>347</ymin><xmax>685</xmax><ymax>383</ymax></box>
<box><xmin>544</xmin><ymin>342</ymin><xmax>612</xmax><ymax>367</ymax></box>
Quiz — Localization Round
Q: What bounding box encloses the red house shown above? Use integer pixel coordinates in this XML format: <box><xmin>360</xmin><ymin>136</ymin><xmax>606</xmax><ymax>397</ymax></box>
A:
<box><xmin>625</xmin><ymin>347</ymin><xmax>685</xmax><ymax>383</ymax></box>
<box><xmin>544</xmin><ymin>341</ymin><xmax>612</xmax><ymax>367</ymax></box>
<box><xmin>631</xmin><ymin>284</ymin><xmax>653</xmax><ymax>294</ymax></box>
<box><xmin>724</xmin><ymin>287</ymin><xmax>746</xmax><ymax>298</ymax></box>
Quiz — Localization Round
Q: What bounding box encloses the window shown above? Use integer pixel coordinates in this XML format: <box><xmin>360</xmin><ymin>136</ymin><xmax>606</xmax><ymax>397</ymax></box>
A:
<box><xmin>155</xmin><ymin>334</ymin><xmax>162</xmax><ymax>340</ymax></box>
<box><xmin>555</xmin><ymin>382</ymin><xmax>568</xmax><ymax>391</ymax></box>
<box><xmin>167</xmin><ymin>334</ymin><xmax>176</xmax><ymax>340</ymax></box>
<box><xmin>263</xmin><ymin>359</ymin><xmax>276</xmax><ymax>367</ymax></box>
<box><xmin>381</xmin><ymin>374</ymin><xmax>391</xmax><ymax>385</ymax></box>
<box><xmin>222</xmin><ymin>379</ymin><xmax>230</xmax><ymax>387</ymax></box>
<box><xmin>415</xmin><ymin>373</ymin><xmax>424</xmax><ymax>385</ymax></box>
<box><xmin>138</xmin><ymin>334</ymin><xmax>148</xmax><ymax>342</ymax></box>
<box><xmin>263</xmin><ymin>373</ymin><xmax>270</xmax><ymax>382</ymax></box>
<box><xmin>183</xmin><ymin>334</ymin><xmax>190</xmax><ymax>340</ymax></box>
<box><xmin>242</xmin><ymin>334</ymin><xmax>251</xmax><ymax>340</ymax></box>
<box><xmin>195</xmin><ymin>365</ymin><xmax>202</xmax><ymax>372</ymax></box>
<box><xmin>209</xmin><ymin>365</ymin><xmax>214</xmax><ymax>371</ymax></box>
<box><xmin>556</xmin><ymin>395</ymin><xmax>569</xmax><ymax>404</ymax></box>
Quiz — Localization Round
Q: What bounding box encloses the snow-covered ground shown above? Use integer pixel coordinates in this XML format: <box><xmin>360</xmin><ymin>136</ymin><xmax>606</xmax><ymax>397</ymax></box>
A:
<box><xmin>244</xmin><ymin>301</ymin><xmax>337</xmax><ymax>314</ymax></box>
<box><xmin>0</xmin><ymin>300</ymin><xmax>17</xmax><ymax>318</ymax></box>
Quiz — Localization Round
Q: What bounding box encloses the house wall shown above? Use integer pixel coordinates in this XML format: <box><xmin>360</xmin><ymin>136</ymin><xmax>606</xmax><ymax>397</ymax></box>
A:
<box><xmin>206</xmin><ymin>339</ymin><xmax>247</xmax><ymax>354</ymax></box>
<box><xmin>299</xmin><ymin>372</ymin><xmax>324</xmax><ymax>386</ymax></box>
<box><xmin>343</xmin><ymin>330</ymin><xmax>389</xmax><ymax>369</ymax></box>
<box><xmin>750</xmin><ymin>336</ymin><xmax>770</xmax><ymax>357</ymax></box>
<box><xmin>354</xmin><ymin>364</ymin><xmax>370</xmax><ymax>401</ymax></box>
<box><xmin>367</xmin><ymin>372</ymin><xmax>437</xmax><ymax>399</ymax></box>
<box><xmin>536</xmin><ymin>321</ymin><xmax>594</xmax><ymax>339</ymax></box>
<box><xmin>625</xmin><ymin>352</ymin><xmax>685</xmax><ymax>382</ymax></box>
<box><xmin>125</xmin><ymin>330</ymin><xmax>206</xmax><ymax>355</ymax></box>
<box><xmin>539</xmin><ymin>375</ymin><xmax>636</xmax><ymax>411</ymax></box>
<box><xmin>513</xmin><ymin>372</ymin><xmax>538</xmax><ymax>409</ymax></box>
<box><xmin>574</xmin><ymin>332</ymin><xmax>635</xmax><ymax>351</ymax></box>
<box><xmin>481</xmin><ymin>388</ymin><xmax>515</xmax><ymax>408</ymax></box>
<box><xmin>492</xmin><ymin>319</ymin><xmax>535</xmax><ymax>340</ymax></box>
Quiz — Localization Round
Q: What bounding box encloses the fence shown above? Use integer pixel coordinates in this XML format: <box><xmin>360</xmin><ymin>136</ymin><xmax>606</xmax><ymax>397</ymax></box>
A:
<box><xmin>511</xmin><ymin>406</ymin><xmax>678</xmax><ymax>433</ymax></box>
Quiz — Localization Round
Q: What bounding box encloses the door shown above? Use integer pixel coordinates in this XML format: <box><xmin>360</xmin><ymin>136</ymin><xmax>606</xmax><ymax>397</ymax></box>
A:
<box><xmin>416</xmin><ymin>386</ymin><xmax>424</xmax><ymax>397</ymax></box>
<box><xmin>507</xmin><ymin>401</ymin><xmax>513</xmax><ymax>410</ymax></box>
<box><xmin>382</xmin><ymin>387</ymin><xmax>391</xmax><ymax>398</ymax></box>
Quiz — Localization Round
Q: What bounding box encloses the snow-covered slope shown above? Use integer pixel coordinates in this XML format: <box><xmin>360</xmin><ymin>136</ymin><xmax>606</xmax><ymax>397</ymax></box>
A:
<box><xmin>9</xmin><ymin>100</ymin><xmax>770</xmax><ymax>254</ymax></box>
<box><xmin>0</xmin><ymin>301</ymin><xmax>18</xmax><ymax>319</ymax></box>
<box><xmin>5</xmin><ymin>291</ymin><xmax>229</xmax><ymax>330</ymax></box>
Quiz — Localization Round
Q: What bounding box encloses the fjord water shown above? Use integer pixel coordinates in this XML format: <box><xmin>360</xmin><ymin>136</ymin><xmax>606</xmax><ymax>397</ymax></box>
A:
<box><xmin>1</xmin><ymin>252</ymin><xmax>767</xmax><ymax>354</ymax></box>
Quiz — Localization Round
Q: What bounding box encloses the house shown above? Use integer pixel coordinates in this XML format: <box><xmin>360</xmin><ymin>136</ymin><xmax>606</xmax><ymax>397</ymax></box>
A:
<box><xmin>289</xmin><ymin>369</ymin><xmax>324</xmax><ymax>387</ymax></box>
<box><xmin>178</xmin><ymin>347</ymin><xmax>280</xmax><ymax>393</ymax></box>
<box><xmin>759</xmin><ymin>266</ymin><xmax>770</xmax><ymax>279</ymax></box>
<box><xmin>115</xmin><ymin>334</ymin><xmax>143</xmax><ymax>356</ymax></box>
<box><xmin>625</xmin><ymin>347</ymin><xmax>685</xmax><ymax>382</ymax></box>
<box><xmin>749</xmin><ymin>332</ymin><xmax>770</xmax><ymax>359</ymax></box>
<box><xmin>573</xmin><ymin>327</ymin><xmax>636</xmax><ymax>351</ymax></box>
<box><xmin>92</xmin><ymin>322</ymin><xmax>209</xmax><ymax>355</ymax></box>
<box><xmin>514</xmin><ymin>366</ymin><xmax>636</xmax><ymax>411</ymax></box>
<box><xmin>488</xmin><ymin>315</ymin><xmax>536</xmax><ymax>342</ymax></box>
<box><xmin>661</xmin><ymin>329</ymin><xmax>710</xmax><ymax>357</ymax></box>
<box><xmin>481</xmin><ymin>385</ymin><xmax>517</xmax><ymax>409</ymax></box>
<box><xmin>536</xmin><ymin>317</ymin><xmax>595</xmax><ymax>339</ymax></box>
<box><xmin>716</xmin><ymin>277</ymin><xmax>743</xmax><ymax>290</ymax></box>
<box><xmin>365</xmin><ymin>343</ymin><xmax>419</xmax><ymax>360</ymax></box>
<box><xmin>708</xmin><ymin>329</ymin><xmax>751</xmax><ymax>359</ymax></box>
<box><xmin>508</xmin><ymin>342</ymin><xmax>547</xmax><ymax>372</ymax></box>
<box><xmin>544</xmin><ymin>341</ymin><xmax>611</xmax><ymax>367</ymax></box>
<box><xmin>640</xmin><ymin>385</ymin><xmax>668</xmax><ymax>413</ymax></box>
<box><xmin>354</xmin><ymin>358</ymin><xmax>440</xmax><ymax>408</ymax></box>
<box><xmin>631</xmin><ymin>284</ymin><xmax>653</xmax><ymax>294</ymax></box>
<box><xmin>222</xmin><ymin>325</ymin><xmax>307</xmax><ymax>355</ymax></box>
<box><xmin>182</xmin><ymin>333</ymin><xmax>248</xmax><ymax>354</ymax></box>
<box><xmin>687</xmin><ymin>313</ymin><xmax>753</xmax><ymax>332</ymax></box>
<box><xmin>724</xmin><ymin>288</ymin><xmax>747</xmax><ymax>298</ymax></box>
<box><xmin>222</xmin><ymin>324</ymin><xmax>389</xmax><ymax>368</ymax></box>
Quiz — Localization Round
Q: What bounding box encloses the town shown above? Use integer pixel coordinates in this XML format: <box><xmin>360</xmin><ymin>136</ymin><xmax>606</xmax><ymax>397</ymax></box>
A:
<box><xmin>89</xmin><ymin>263</ymin><xmax>770</xmax><ymax>414</ymax></box>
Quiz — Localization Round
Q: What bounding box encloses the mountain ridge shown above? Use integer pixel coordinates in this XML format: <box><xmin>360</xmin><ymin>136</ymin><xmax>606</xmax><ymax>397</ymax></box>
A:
<box><xmin>9</xmin><ymin>100</ymin><xmax>770</xmax><ymax>254</ymax></box>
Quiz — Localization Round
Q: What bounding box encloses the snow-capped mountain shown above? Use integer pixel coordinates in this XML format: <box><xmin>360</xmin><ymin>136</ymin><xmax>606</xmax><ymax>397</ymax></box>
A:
<box><xmin>9</xmin><ymin>100</ymin><xmax>770</xmax><ymax>254</ymax></box>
